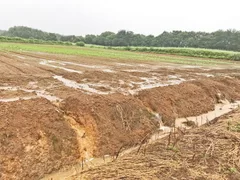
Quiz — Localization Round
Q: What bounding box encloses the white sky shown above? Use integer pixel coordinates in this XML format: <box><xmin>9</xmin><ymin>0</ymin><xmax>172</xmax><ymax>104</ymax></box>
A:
<box><xmin>0</xmin><ymin>0</ymin><xmax>239</xmax><ymax>36</ymax></box>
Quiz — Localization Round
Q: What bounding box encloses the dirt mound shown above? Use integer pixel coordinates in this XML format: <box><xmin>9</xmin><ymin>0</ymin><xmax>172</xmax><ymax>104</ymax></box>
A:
<box><xmin>0</xmin><ymin>98</ymin><xmax>80</xmax><ymax>180</ymax></box>
<box><xmin>60</xmin><ymin>93</ymin><xmax>158</xmax><ymax>157</ymax></box>
<box><xmin>137</xmin><ymin>77</ymin><xmax>240</xmax><ymax>125</ymax></box>
<box><xmin>77</xmin><ymin>109</ymin><xmax>240</xmax><ymax>180</ymax></box>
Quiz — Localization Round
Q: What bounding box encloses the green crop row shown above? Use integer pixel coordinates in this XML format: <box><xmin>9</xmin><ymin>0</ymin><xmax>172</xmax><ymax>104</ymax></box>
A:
<box><xmin>105</xmin><ymin>46</ymin><xmax>240</xmax><ymax>61</ymax></box>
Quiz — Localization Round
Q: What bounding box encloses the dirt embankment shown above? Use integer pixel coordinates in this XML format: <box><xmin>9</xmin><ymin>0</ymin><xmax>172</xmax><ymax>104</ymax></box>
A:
<box><xmin>0</xmin><ymin>99</ymin><xmax>80</xmax><ymax>180</ymax></box>
<box><xmin>137</xmin><ymin>77</ymin><xmax>240</xmax><ymax>126</ymax></box>
<box><xmin>60</xmin><ymin>93</ymin><xmax>159</xmax><ymax>157</ymax></box>
<box><xmin>0</xmin><ymin>94</ymin><xmax>159</xmax><ymax>179</ymax></box>
<box><xmin>76</xmin><ymin>109</ymin><xmax>240</xmax><ymax>180</ymax></box>
<box><xmin>1</xmin><ymin>77</ymin><xmax>240</xmax><ymax>179</ymax></box>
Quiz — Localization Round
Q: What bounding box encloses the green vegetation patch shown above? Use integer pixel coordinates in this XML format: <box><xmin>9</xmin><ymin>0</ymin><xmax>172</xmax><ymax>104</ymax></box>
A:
<box><xmin>0</xmin><ymin>42</ymin><xmax>238</xmax><ymax>66</ymax></box>
<box><xmin>112</xmin><ymin>46</ymin><xmax>240</xmax><ymax>61</ymax></box>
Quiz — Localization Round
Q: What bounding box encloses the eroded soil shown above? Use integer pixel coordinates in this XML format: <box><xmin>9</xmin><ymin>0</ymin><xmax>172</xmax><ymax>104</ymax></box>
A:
<box><xmin>76</xmin><ymin>109</ymin><xmax>240</xmax><ymax>180</ymax></box>
<box><xmin>1</xmin><ymin>50</ymin><xmax>240</xmax><ymax>179</ymax></box>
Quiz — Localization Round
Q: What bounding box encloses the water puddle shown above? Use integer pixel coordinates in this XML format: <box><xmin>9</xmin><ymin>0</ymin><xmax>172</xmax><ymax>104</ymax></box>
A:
<box><xmin>123</xmin><ymin>69</ymin><xmax>149</xmax><ymax>73</ymax></box>
<box><xmin>150</xmin><ymin>100</ymin><xmax>240</xmax><ymax>143</ymax></box>
<box><xmin>12</xmin><ymin>55</ymin><xmax>26</xmax><ymax>59</ymax></box>
<box><xmin>53</xmin><ymin>75</ymin><xmax>110</xmax><ymax>95</ymax></box>
<box><xmin>137</xmin><ymin>82</ymin><xmax>169</xmax><ymax>90</ymax></box>
<box><xmin>195</xmin><ymin>73</ymin><xmax>214</xmax><ymax>77</ymax></box>
<box><xmin>51</xmin><ymin>60</ymin><xmax>106</xmax><ymax>69</ymax></box>
<box><xmin>176</xmin><ymin>101</ymin><xmax>240</xmax><ymax>128</ymax></box>
<box><xmin>128</xmin><ymin>77</ymin><xmax>186</xmax><ymax>94</ymax></box>
<box><xmin>35</xmin><ymin>90</ymin><xmax>61</xmax><ymax>102</ymax></box>
<box><xmin>24</xmin><ymin>63</ymin><xmax>30</xmax><ymax>66</ymax></box>
<box><xmin>27</xmin><ymin>82</ymin><xmax>38</xmax><ymax>89</ymax></box>
<box><xmin>53</xmin><ymin>75</ymin><xmax>186</xmax><ymax>96</ymax></box>
<box><xmin>168</xmin><ymin>78</ymin><xmax>186</xmax><ymax>85</ymax></box>
<box><xmin>102</xmin><ymin>69</ymin><xmax>115</xmax><ymax>73</ymax></box>
<box><xmin>0</xmin><ymin>96</ymin><xmax>37</xmax><ymax>102</ymax></box>
<box><xmin>39</xmin><ymin>60</ymin><xmax>115</xmax><ymax>73</ymax></box>
<box><xmin>181</xmin><ymin>65</ymin><xmax>202</xmax><ymax>69</ymax></box>
<box><xmin>0</xmin><ymin>86</ymin><xmax>18</xmax><ymax>91</ymax></box>
<box><xmin>0</xmin><ymin>85</ymin><xmax>61</xmax><ymax>102</ymax></box>
<box><xmin>39</xmin><ymin>60</ymin><xmax>83</xmax><ymax>74</ymax></box>
<box><xmin>168</xmin><ymin>75</ymin><xmax>178</xmax><ymax>79</ymax></box>
<box><xmin>115</xmin><ymin>63</ymin><xmax>135</xmax><ymax>67</ymax></box>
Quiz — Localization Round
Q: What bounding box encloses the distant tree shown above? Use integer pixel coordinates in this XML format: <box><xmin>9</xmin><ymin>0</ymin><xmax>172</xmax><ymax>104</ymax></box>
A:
<box><xmin>48</xmin><ymin>33</ymin><xmax>57</xmax><ymax>41</ymax></box>
<box><xmin>60</xmin><ymin>35</ymin><xmax>77</xmax><ymax>42</ymax></box>
<box><xmin>1</xmin><ymin>26</ymin><xmax>240</xmax><ymax>51</ymax></box>
<box><xmin>74</xmin><ymin>36</ymin><xmax>85</xmax><ymax>43</ymax></box>
<box><xmin>85</xmin><ymin>35</ymin><xmax>96</xmax><ymax>44</ymax></box>
<box><xmin>0</xmin><ymin>30</ymin><xmax>6</xmax><ymax>35</ymax></box>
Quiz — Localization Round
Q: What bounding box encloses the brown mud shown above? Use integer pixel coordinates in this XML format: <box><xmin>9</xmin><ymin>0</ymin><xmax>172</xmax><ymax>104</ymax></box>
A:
<box><xmin>1</xmin><ymin>51</ymin><xmax>240</xmax><ymax>179</ymax></box>
<box><xmin>76</xmin><ymin>109</ymin><xmax>240</xmax><ymax>180</ymax></box>
<box><xmin>138</xmin><ymin>77</ymin><xmax>240</xmax><ymax>125</ymax></box>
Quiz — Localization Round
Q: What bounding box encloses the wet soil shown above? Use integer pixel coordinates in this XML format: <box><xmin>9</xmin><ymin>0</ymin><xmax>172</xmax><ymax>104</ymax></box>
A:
<box><xmin>75</xmin><ymin>109</ymin><xmax>240</xmax><ymax>180</ymax></box>
<box><xmin>1</xmin><ymin>51</ymin><xmax>240</xmax><ymax>179</ymax></box>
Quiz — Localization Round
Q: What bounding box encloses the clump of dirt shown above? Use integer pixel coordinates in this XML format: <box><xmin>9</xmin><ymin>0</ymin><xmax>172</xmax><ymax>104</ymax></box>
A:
<box><xmin>60</xmin><ymin>93</ymin><xmax>158</xmax><ymax>157</ymax></box>
<box><xmin>137</xmin><ymin>77</ymin><xmax>240</xmax><ymax>125</ymax></box>
<box><xmin>0</xmin><ymin>98</ymin><xmax>80</xmax><ymax>180</ymax></box>
<box><xmin>76</xmin><ymin>109</ymin><xmax>240</xmax><ymax>180</ymax></box>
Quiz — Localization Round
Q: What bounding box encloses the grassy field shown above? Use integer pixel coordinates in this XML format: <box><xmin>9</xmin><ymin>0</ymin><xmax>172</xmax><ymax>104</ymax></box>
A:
<box><xmin>0</xmin><ymin>42</ymin><xmax>238</xmax><ymax>66</ymax></box>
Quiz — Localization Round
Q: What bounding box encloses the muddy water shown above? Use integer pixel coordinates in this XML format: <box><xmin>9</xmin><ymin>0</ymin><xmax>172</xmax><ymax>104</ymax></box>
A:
<box><xmin>102</xmin><ymin>69</ymin><xmax>115</xmax><ymax>73</ymax></box>
<box><xmin>0</xmin><ymin>96</ymin><xmax>37</xmax><ymax>102</ymax></box>
<box><xmin>53</xmin><ymin>75</ymin><xmax>110</xmax><ymax>95</ymax></box>
<box><xmin>35</xmin><ymin>90</ymin><xmax>61</xmax><ymax>102</ymax></box>
<box><xmin>150</xmin><ymin>100</ymin><xmax>240</xmax><ymax>142</ymax></box>
<box><xmin>195</xmin><ymin>73</ymin><xmax>214</xmax><ymax>77</ymax></box>
<box><xmin>0</xmin><ymin>86</ymin><xmax>18</xmax><ymax>91</ymax></box>
<box><xmin>37</xmin><ymin>58</ymin><xmax>198</xmax><ymax>96</ymax></box>
<box><xmin>39</xmin><ymin>60</ymin><xmax>83</xmax><ymax>74</ymax></box>
<box><xmin>12</xmin><ymin>55</ymin><xmax>26</xmax><ymax>59</ymax></box>
<box><xmin>129</xmin><ymin>77</ymin><xmax>186</xmax><ymax>93</ymax></box>
<box><xmin>0</xmin><ymin>86</ymin><xmax>61</xmax><ymax>102</ymax></box>
<box><xmin>176</xmin><ymin>101</ymin><xmax>240</xmax><ymax>127</ymax></box>
<box><xmin>41</xmin><ymin>100</ymin><xmax>240</xmax><ymax>180</ymax></box>
<box><xmin>123</xmin><ymin>69</ymin><xmax>149</xmax><ymax>73</ymax></box>
<box><xmin>51</xmin><ymin>60</ymin><xmax>106</xmax><ymax>69</ymax></box>
<box><xmin>40</xmin><ymin>59</ymin><xmax>116</xmax><ymax>73</ymax></box>
<box><xmin>53</xmin><ymin>75</ymin><xmax>187</xmax><ymax>95</ymax></box>
<box><xmin>115</xmin><ymin>63</ymin><xmax>135</xmax><ymax>67</ymax></box>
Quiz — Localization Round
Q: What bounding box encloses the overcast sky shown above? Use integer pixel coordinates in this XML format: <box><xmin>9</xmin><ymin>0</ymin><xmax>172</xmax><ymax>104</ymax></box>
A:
<box><xmin>0</xmin><ymin>0</ymin><xmax>239</xmax><ymax>36</ymax></box>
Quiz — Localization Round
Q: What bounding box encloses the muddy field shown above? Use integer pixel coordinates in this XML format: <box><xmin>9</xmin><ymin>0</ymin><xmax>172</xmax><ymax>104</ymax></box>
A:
<box><xmin>1</xmin><ymin>51</ymin><xmax>240</xmax><ymax>179</ymax></box>
<box><xmin>76</xmin><ymin>109</ymin><xmax>240</xmax><ymax>180</ymax></box>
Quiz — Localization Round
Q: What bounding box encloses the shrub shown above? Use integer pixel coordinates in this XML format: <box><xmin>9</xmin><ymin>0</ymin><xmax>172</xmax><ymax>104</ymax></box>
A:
<box><xmin>76</xmin><ymin>41</ymin><xmax>85</xmax><ymax>47</ymax></box>
<box><xmin>231</xmin><ymin>54</ymin><xmax>240</xmax><ymax>61</ymax></box>
<box><xmin>123</xmin><ymin>46</ymin><xmax>131</xmax><ymax>51</ymax></box>
<box><xmin>64</xmin><ymin>42</ymin><xmax>72</xmax><ymax>46</ymax></box>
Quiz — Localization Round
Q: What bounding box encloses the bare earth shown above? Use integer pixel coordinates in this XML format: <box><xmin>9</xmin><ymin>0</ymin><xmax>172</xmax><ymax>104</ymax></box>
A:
<box><xmin>1</xmin><ymin>51</ymin><xmax>240</xmax><ymax>179</ymax></box>
<box><xmin>77</xmin><ymin>109</ymin><xmax>240</xmax><ymax>180</ymax></box>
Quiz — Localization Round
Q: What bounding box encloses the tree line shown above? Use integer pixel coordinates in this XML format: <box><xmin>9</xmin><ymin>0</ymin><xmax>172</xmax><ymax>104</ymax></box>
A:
<box><xmin>1</xmin><ymin>26</ymin><xmax>240</xmax><ymax>51</ymax></box>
